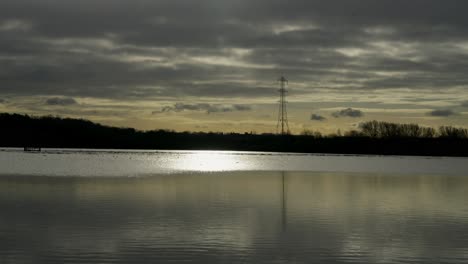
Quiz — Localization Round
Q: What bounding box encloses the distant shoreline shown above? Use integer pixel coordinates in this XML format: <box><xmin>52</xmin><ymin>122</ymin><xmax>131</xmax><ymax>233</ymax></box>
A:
<box><xmin>1</xmin><ymin>112</ymin><xmax>468</xmax><ymax>157</ymax></box>
<box><xmin>2</xmin><ymin>147</ymin><xmax>468</xmax><ymax>161</ymax></box>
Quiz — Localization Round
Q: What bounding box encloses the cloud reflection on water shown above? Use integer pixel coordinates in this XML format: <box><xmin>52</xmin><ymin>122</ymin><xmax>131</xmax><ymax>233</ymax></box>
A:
<box><xmin>1</xmin><ymin>172</ymin><xmax>468</xmax><ymax>263</ymax></box>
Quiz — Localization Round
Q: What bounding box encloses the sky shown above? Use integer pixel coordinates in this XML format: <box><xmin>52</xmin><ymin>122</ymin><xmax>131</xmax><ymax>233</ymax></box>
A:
<box><xmin>1</xmin><ymin>0</ymin><xmax>468</xmax><ymax>134</ymax></box>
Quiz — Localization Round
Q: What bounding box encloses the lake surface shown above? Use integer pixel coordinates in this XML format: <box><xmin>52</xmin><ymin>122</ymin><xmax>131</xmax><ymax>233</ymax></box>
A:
<box><xmin>1</xmin><ymin>149</ymin><xmax>468</xmax><ymax>263</ymax></box>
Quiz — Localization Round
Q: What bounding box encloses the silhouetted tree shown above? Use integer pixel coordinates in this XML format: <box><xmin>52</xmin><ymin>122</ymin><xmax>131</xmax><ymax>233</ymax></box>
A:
<box><xmin>439</xmin><ymin>126</ymin><xmax>468</xmax><ymax>138</ymax></box>
<box><xmin>360</xmin><ymin>120</ymin><xmax>437</xmax><ymax>138</ymax></box>
<box><xmin>1</xmin><ymin>113</ymin><xmax>468</xmax><ymax>156</ymax></box>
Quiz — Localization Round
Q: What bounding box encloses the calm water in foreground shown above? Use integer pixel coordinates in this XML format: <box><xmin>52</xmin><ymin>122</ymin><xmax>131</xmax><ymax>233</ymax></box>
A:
<box><xmin>1</xmin><ymin>149</ymin><xmax>468</xmax><ymax>263</ymax></box>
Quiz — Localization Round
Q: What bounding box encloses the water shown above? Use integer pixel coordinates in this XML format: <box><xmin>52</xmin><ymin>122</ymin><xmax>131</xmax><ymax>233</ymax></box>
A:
<box><xmin>1</xmin><ymin>149</ymin><xmax>468</xmax><ymax>263</ymax></box>
<box><xmin>1</xmin><ymin>148</ymin><xmax>466</xmax><ymax>176</ymax></box>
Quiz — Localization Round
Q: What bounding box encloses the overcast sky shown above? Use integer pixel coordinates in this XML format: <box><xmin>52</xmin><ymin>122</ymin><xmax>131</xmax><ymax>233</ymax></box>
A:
<box><xmin>1</xmin><ymin>0</ymin><xmax>468</xmax><ymax>133</ymax></box>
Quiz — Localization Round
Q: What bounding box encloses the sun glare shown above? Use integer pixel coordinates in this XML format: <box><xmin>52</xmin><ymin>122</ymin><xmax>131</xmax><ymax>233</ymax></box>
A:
<box><xmin>176</xmin><ymin>151</ymin><xmax>245</xmax><ymax>172</ymax></box>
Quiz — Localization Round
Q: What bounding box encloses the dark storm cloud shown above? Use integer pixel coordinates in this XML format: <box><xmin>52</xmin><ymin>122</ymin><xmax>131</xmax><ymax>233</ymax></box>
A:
<box><xmin>2</xmin><ymin>0</ymin><xmax>468</xmax><ymax>101</ymax></box>
<box><xmin>4</xmin><ymin>0</ymin><xmax>468</xmax><ymax>39</ymax></box>
<box><xmin>310</xmin><ymin>114</ymin><xmax>326</xmax><ymax>121</ymax></box>
<box><xmin>332</xmin><ymin>108</ymin><xmax>364</xmax><ymax>118</ymax></box>
<box><xmin>45</xmin><ymin>97</ymin><xmax>78</xmax><ymax>106</ymax></box>
<box><xmin>428</xmin><ymin>109</ymin><xmax>456</xmax><ymax>117</ymax></box>
<box><xmin>461</xmin><ymin>101</ymin><xmax>468</xmax><ymax>108</ymax></box>
<box><xmin>0</xmin><ymin>99</ymin><xmax>5</xmax><ymax>103</ymax></box>
<box><xmin>154</xmin><ymin>103</ymin><xmax>252</xmax><ymax>114</ymax></box>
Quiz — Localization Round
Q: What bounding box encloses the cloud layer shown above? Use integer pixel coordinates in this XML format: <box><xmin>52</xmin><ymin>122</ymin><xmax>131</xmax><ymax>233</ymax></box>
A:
<box><xmin>310</xmin><ymin>114</ymin><xmax>326</xmax><ymax>121</ymax></box>
<box><xmin>1</xmin><ymin>0</ymin><xmax>468</xmax><ymax>132</ymax></box>
<box><xmin>428</xmin><ymin>109</ymin><xmax>456</xmax><ymax>117</ymax></box>
<box><xmin>155</xmin><ymin>103</ymin><xmax>252</xmax><ymax>114</ymax></box>
<box><xmin>2</xmin><ymin>0</ymin><xmax>468</xmax><ymax>101</ymax></box>
<box><xmin>45</xmin><ymin>97</ymin><xmax>78</xmax><ymax>106</ymax></box>
<box><xmin>332</xmin><ymin>108</ymin><xmax>364</xmax><ymax>118</ymax></box>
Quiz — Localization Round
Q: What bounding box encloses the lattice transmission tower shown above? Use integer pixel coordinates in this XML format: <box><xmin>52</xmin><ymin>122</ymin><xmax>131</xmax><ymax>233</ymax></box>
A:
<box><xmin>276</xmin><ymin>76</ymin><xmax>290</xmax><ymax>135</ymax></box>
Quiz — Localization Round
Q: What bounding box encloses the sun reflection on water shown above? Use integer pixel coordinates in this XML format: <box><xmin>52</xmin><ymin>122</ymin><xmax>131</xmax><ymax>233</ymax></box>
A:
<box><xmin>174</xmin><ymin>151</ymin><xmax>247</xmax><ymax>172</ymax></box>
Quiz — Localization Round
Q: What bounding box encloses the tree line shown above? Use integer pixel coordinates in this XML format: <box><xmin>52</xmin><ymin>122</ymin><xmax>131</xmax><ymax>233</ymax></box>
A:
<box><xmin>1</xmin><ymin>113</ymin><xmax>468</xmax><ymax>156</ymax></box>
<box><xmin>302</xmin><ymin>120</ymin><xmax>468</xmax><ymax>139</ymax></box>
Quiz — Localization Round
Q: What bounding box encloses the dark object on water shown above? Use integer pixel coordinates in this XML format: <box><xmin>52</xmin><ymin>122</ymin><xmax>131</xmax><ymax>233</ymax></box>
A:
<box><xmin>24</xmin><ymin>147</ymin><xmax>41</xmax><ymax>152</ymax></box>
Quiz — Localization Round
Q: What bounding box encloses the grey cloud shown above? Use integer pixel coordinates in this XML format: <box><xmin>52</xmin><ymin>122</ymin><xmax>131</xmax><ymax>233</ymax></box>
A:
<box><xmin>45</xmin><ymin>97</ymin><xmax>78</xmax><ymax>106</ymax></box>
<box><xmin>332</xmin><ymin>108</ymin><xmax>364</xmax><ymax>118</ymax></box>
<box><xmin>461</xmin><ymin>101</ymin><xmax>468</xmax><ymax>108</ymax></box>
<box><xmin>2</xmin><ymin>0</ymin><xmax>468</xmax><ymax>106</ymax></box>
<box><xmin>0</xmin><ymin>99</ymin><xmax>5</xmax><ymax>103</ymax></box>
<box><xmin>310</xmin><ymin>114</ymin><xmax>326</xmax><ymax>121</ymax></box>
<box><xmin>2</xmin><ymin>1</ymin><xmax>468</xmax><ymax>50</ymax></box>
<box><xmin>0</xmin><ymin>42</ymin><xmax>282</xmax><ymax>99</ymax></box>
<box><xmin>428</xmin><ymin>109</ymin><xmax>456</xmax><ymax>117</ymax></box>
<box><xmin>154</xmin><ymin>103</ymin><xmax>252</xmax><ymax>114</ymax></box>
<box><xmin>3</xmin><ymin>1</ymin><xmax>468</xmax><ymax>40</ymax></box>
